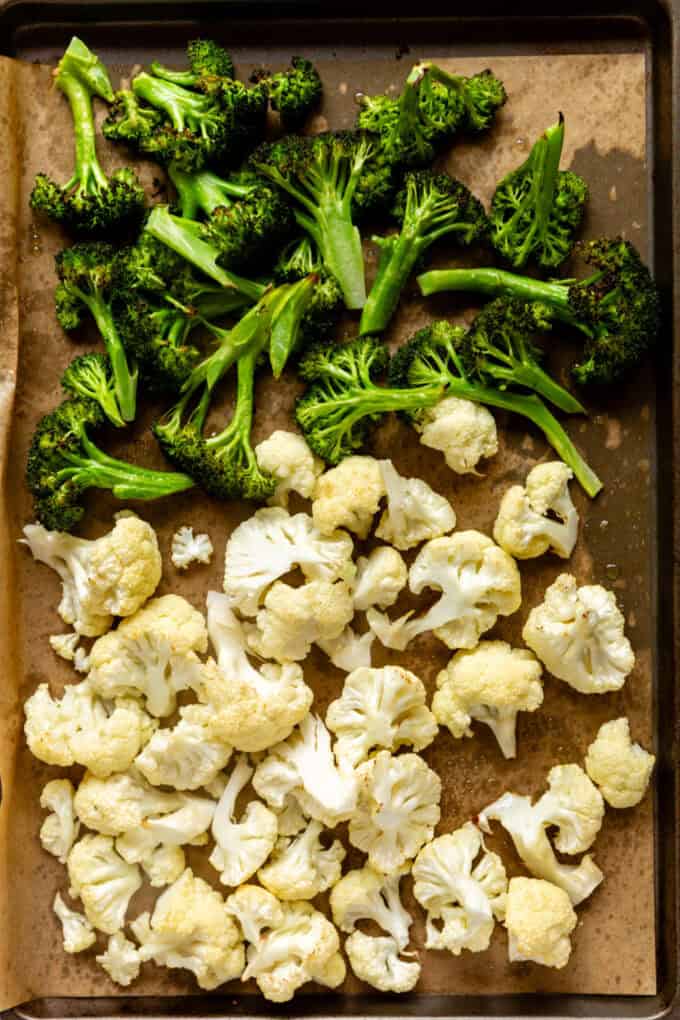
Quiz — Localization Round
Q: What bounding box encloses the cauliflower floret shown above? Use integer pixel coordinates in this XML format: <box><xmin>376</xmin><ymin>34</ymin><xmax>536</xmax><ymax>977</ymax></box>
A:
<box><xmin>209</xmin><ymin>755</ymin><xmax>278</xmax><ymax>887</ymax></box>
<box><xmin>135</xmin><ymin>703</ymin><xmax>233</xmax><ymax>790</ymax></box>
<box><xmin>141</xmin><ymin>845</ymin><xmax>186</xmax><ymax>888</ymax></box>
<box><xmin>537</xmin><ymin>764</ymin><xmax>606</xmax><ymax>853</ymax></box>
<box><xmin>523</xmin><ymin>573</ymin><xmax>635</xmax><ymax>694</ymax></box>
<box><xmin>40</xmin><ymin>779</ymin><xmax>80</xmax><ymax>863</ymax></box>
<box><xmin>585</xmin><ymin>717</ymin><xmax>655</xmax><ymax>808</ymax></box>
<box><xmin>317</xmin><ymin>626</ymin><xmax>375</xmax><ymax>671</ymax></box>
<box><xmin>74</xmin><ymin>647</ymin><xmax>90</xmax><ymax>673</ymax></box>
<box><xmin>369</xmin><ymin>532</ymin><xmax>521</xmax><ymax>651</ymax></box>
<box><xmin>253</xmin><ymin>714</ymin><xmax>358</xmax><ymax>827</ymax></box>
<box><xmin>353</xmin><ymin>546</ymin><xmax>408</xmax><ymax>611</ymax></box>
<box><xmin>345</xmin><ymin>932</ymin><xmax>420</xmax><ymax>993</ymax></box>
<box><xmin>171</xmin><ymin>526</ymin><xmax>213</xmax><ymax>570</ymax></box>
<box><xmin>330</xmin><ymin>865</ymin><xmax>413</xmax><ymax>950</ymax></box>
<box><xmin>246</xmin><ymin>579</ymin><xmax>354</xmax><ymax>663</ymax></box>
<box><xmin>68</xmin><ymin>834</ymin><xmax>142</xmax><ymax>934</ymax></box>
<box><xmin>224</xmin><ymin>507</ymin><xmax>354</xmax><ymax>616</ymax></box>
<box><xmin>349</xmin><ymin>750</ymin><xmax>441</xmax><ymax>872</ymax></box>
<box><xmin>412</xmin><ymin>822</ymin><xmax>507</xmax><ymax>955</ymax></box>
<box><xmin>255</xmin><ymin>430</ymin><xmax>324</xmax><ymax>507</ymax></box>
<box><xmin>74</xmin><ymin>770</ymin><xmax>183</xmax><ymax>835</ymax></box>
<box><xmin>87</xmin><ymin>594</ymin><xmax>208</xmax><ymax>717</ymax></box>
<box><xmin>493</xmin><ymin>462</ymin><xmax>579</xmax><ymax>560</ymax></box>
<box><xmin>374</xmin><ymin>459</ymin><xmax>456</xmax><ymax>550</ymax></box>
<box><xmin>414</xmin><ymin>396</ymin><xmax>498</xmax><ymax>474</ymax></box>
<box><xmin>22</xmin><ymin>516</ymin><xmax>161</xmax><ymax>636</ymax></box>
<box><xmin>505</xmin><ymin>877</ymin><xmax>577</xmax><ymax>969</ymax></box>
<box><xmin>131</xmin><ymin>868</ymin><xmax>244</xmax><ymax>990</ymax></box>
<box><xmin>96</xmin><ymin>932</ymin><xmax>142</xmax><ymax>986</ymax></box>
<box><xmin>326</xmin><ymin>665</ymin><xmax>438</xmax><ymax>768</ymax></box>
<box><xmin>197</xmin><ymin>592</ymin><xmax>313</xmax><ymax>752</ymax></box>
<box><xmin>116</xmin><ymin>794</ymin><xmax>216</xmax><ymax>864</ymax></box>
<box><xmin>312</xmin><ymin>456</ymin><xmax>385</xmax><ymax>538</ymax></box>
<box><xmin>50</xmin><ymin>632</ymin><xmax>80</xmax><ymax>661</ymax></box>
<box><xmin>432</xmin><ymin>641</ymin><xmax>544</xmax><ymax>759</ymax></box>
<box><xmin>258</xmin><ymin>819</ymin><xmax>345</xmax><ymax>900</ymax></box>
<box><xmin>53</xmin><ymin>892</ymin><xmax>96</xmax><ymax>953</ymax></box>
<box><xmin>275</xmin><ymin>797</ymin><xmax>309</xmax><ymax>836</ymax></box>
<box><xmin>226</xmin><ymin>884</ymin><xmax>284</xmax><ymax>944</ymax></box>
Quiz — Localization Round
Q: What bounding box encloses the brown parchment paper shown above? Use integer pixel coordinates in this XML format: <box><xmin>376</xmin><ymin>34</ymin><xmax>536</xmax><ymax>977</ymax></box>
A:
<box><xmin>0</xmin><ymin>49</ymin><xmax>657</xmax><ymax>1008</ymax></box>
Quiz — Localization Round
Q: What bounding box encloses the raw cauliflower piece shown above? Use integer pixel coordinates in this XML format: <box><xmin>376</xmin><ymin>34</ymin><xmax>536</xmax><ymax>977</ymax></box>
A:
<box><xmin>74</xmin><ymin>647</ymin><xmax>90</xmax><ymax>673</ymax></box>
<box><xmin>585</xmin><ymin>717</ymin><xmax>655</xmax><ymax>808</ymax></box>
<box><xmin>209</xmin><ymin>755</ymin><xmax>278</xmax><ymax>887</ymax></box>
<box><xmin>135</xmin><ymin>703</ymin><xmax>232</xmax><ymax>790</ymax></box>
<box><xmin>40</xmin><ymin>779</ymin><xmax>80</xmax><ymax>863</ymax></box>
<box><xmin>349</xmin><ymin>750</ymin><xmax>441</xmax><ymax>872</ymax></box>
<box><xmin>258</xmin><ymin>819</ymin><xmax>345</xmax><ymax>900</ymax></box>
<box><xmin>68</xmin><ymin>834</ymin><xmax>142</xmax><ymax>934</ymax></box>
<box><xmin>317</xmin><ymin>626</ymin><xmax>375</xmax><ymax>671</ymax></box>
<box><xmin>53</xmin><ymin>892</ymin><xmax>96</xmax><ymax>953</ymax></box>
<box><xmin>345</xmin><ymin>931</ymin><xmax>420</xmax><ymax>993</ymax></box>
<box><xmin>375</xmin><ymin>459</ymin><xmax>456</xmax><ymax>550</ymax></box>
<box><xmin>141</xmin><ymin>845</ymin><xmax>186</xmax><ymax>888</ymax></box>
<box><xmin>96</xmin><ymin>932</ymin><xmax>142</xmax><ymax>986</ymax></box>
<box><xmin>523</xmin><ymin>573</ymin><xmax>634</xmax><ymax>694</ymax></box>
<box><xmin>330</xmin><ymin>865</ymin><xmax>413</xmax><ymax>950</ymax></box>
<box><xmin>131</xmin><ymin>868</ymin><xmax>245</xmax><ymax>990</ymax></box>
<box><xmin>226</xmin><ymin>884</ymin><xmax>284</xmax><ymax>944</ymax></box>
<box><xmin>414</xmin><ymin>395</ymin><xmax>498</xmax><ymax>474</ymax></box>
<box><xmin>50</xmin><ymin>632</ymin><xmax>80</xmax><ymax>661</ymax></box>
<box><xmin>368</xmin><ymin>532</ymin><xmax>521</xmax><ymax>651</ymax></box>
<box><xmin>505</xmin><ymin>877</ymin><xmax>577</xmax><ymax>969</ymax></box>
<box><xmin>275</xmin><ymin>797</ymin><xmax>309</xmax><ymax>837</ymax></box>
<box><xmin>432</xmin><ymin>641</ymin><xmax>544</xmax><ymax>759</ymax></box>
<box><xmin>116</xmin><ymin>795</ymin><xmax>216</xmax><ymax>864</ymax></box>
<box><xmin>353</xmin><ymin>546</ymin><xmax>408</xmax><ymax>611</ymax></box>
<box><xmin>246</xmin><ymin>579</ymin><xmax>354</xmax><ymax>663</ymax></box>
<box><xmin>253</xmin><ymin>714</ymin><xmax>358</xmax><ymax>827</ymax></box>
<box><xmin>87</xmin><ymin>594</ymin><xmax>208</xmax><ymax>717</ymax></box>
<box><xmin>493</xmin><ymin>462</ymin><xmax>578</xmax><ymax>560</ymax></box>
<box><xmin>312</xmin><ymin>456</ymin><xmax>385</xmax><ymax>538</ymax></box>
<box><xmin>223</xmin><ymin>507</ymin><xmax>354</xmax><ymax>616</ymax></box>
<box><xmin>255</xmin><ymin>430</ymin><xmax>324</xmax><ymax>507</ymax></box>
<box><xmin>22</xmin><ymin>515</ymin><xmax>161</xmax><ymax>636</ymax></box>
<box><xmin>412</xmin><ymin>822</ymin><xmax>507</xmax><ymax>955</ymax></box>
<box><xmin>326</xmin><ymin>665</ymin><xmax>438</xmax><ymax>768</ymax></box>
<box><xmin>199</xmin><ymin>591</ymin><xmax>312</xmax><ymax>752</ymax></box>
<box><xmin>171</xmin><ymin>526</ymin><xmax>213</xmax><ymax>569</ymax></box>
<box><xmin>74</xmin><ymin>770</ymin><xmax>183</xmax><ymax>835</ymax></box>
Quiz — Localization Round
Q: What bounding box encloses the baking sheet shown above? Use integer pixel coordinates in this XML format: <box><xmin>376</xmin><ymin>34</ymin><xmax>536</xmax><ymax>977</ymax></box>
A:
<box><xmin>0</xmin><ymin>49</ymin><xmax>657</xmax><ymax>1008</ymax></box>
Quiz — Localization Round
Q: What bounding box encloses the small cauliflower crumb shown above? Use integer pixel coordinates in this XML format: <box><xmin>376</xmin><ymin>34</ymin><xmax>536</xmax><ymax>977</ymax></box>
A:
<box><xmin>171</xmin><ymin>526</ymin><xmax>214</xmax><ymax>570</ymax></box>
<box><xmin>585</xmin><ymin>717</ymin><xmax>655</xmax><ymax>808</ymax></box>
<box><xmin>53</xmin><ymin>892</ymin><xmax>96</xmax><ymax>953</ymax></box>
<box><xmin>414</xmin><ymin>396</ymin><xmax>498</xmax><ymax>474</ymax></box>
<box><xmin>50</xmin><ymin>632</ymin><xmax>80</xmax><ymax>661</ymax></box>
<box><xmin>505</xmin><ymin>877</ymin><xmax>577</xmax><ymax>969</ymax></box>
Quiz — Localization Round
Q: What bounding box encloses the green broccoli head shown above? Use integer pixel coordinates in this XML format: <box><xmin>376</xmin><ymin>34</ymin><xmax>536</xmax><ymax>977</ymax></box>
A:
<box><xmin>388</xmin><ymin>320</ymin><xmax>467</xmax><ymax>391</ymax></box>
<box><xmin>201</xmin><ymin>182</ymin><xmax>295</xmax><ymax>272</ymax></box>
<box><xmin>55</xmin><ymin>241</ymin><xmax>119</xmax><ymax>324</ymax></box>
<box><xmin>102</xmin><ymin>90</ymin><xmax>165</xmax><ymax>146</ymax></box>
<box><xmin>461</xmin><ymin>69</ymin><xmax>507</xmax><ymax>132</ymax></box>
<box><xmin>253</xmin><ymin>56</ymin><xmax>322</xmax><ymax>129</ymax></box>
<box><xmin>61</xmin><ymin>352</ymin><xmax>125</xmax><ymax>427</ymax></box>
<box><xmin>115</xmin><ymin>293</ymin><xmax>203</xmax><ymax>395</ymax></box>
<box><xmin>392</xmin><ymin>169</ymin><xmax>489</xmax><ymax>245</ymax></box>
<box><xmin>273</xmin><ymin>237</ymin><xmax>320</xmax><ymax>283</ymax></box>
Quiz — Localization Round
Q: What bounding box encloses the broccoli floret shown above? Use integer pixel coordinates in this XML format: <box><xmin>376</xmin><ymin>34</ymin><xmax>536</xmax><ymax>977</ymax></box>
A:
<box><xmin>26</xmin><ymin>398</ymin><xmax>194</xmax><ymax>531</ymax></box>
<box><xmin>273</xmin><ymin>237</ymin><xmax>319</xmax><ymax>283</ymax></box>
<box><xmin>149</xmin><ymin>39</ymin><xmax>234</xmax><ymax>88</ymax></box>
<box><xmin>359</xmin><ymin>170</ymin><xmax>488</xmax><ymax>335</ymax></box>
<box><xmin>61</xmin><ymin>353</ymin><xmax>125</xmax><ymax>428</ymax></box>
<box><xmin>272</xmin><ymin>238</ymin><xmax>343</xmax><ymax>344</ymax></box>
<box><xmin>418</xmin><ymin>237</ymin><xmax>661</xmax><ymax>385</ymax></box>
<box><xmin>55</xmin><ymin>243</ymin><xmax>138</xmax><ymax>422</ymax></box>
<box><xmin>252</xmin><ymin>56</ymin><xmax>322</xmax><ymax>129</ymax></box>
<box><xmin>30</xmin><ymin>37</ymin><xmax>145</xmax><ymax>237</ymax></box>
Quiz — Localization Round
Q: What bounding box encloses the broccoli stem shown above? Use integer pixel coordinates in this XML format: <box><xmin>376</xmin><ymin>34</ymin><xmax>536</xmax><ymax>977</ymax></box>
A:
<box><xmin>72</xmin><ymin>289</ymin><xmax>138</xmax><ymax>422</ymax></box>
<box><xmin>206</xmin><ymin>344</ymin><xmax>258</xmax><ymax>454</ymax></box>
<box><xmin>269</xmin><ymin>275</ymin><xmax>317</xmax><ymax>378</ymax></box>
<box><xmin>169</xmin><ymin>164</ymin><xmax>249</xmax><ymax>217</ymax></box>
<box><xmin>479</xmin><ymin>355</ymin><xmax>585</xmax><ymax>416</ymax></box>
<box><xmin>296</xmin><ymin>205</ymin><xmax>366</xmax><ymax>311</ymax></box>
<box><xmin>132</xmin><ymin>72</ymin><xmax>210</xmax><ymax>131</ymax></box>
<box><xmin>59</xmin><ymin>430</ymin><xmax>194</xmax><ymax>499</ymax></box>
<box><xmin>57</xmin><ymin>73</ymin><xmax>108</xmax><ymax>196</ymax></box>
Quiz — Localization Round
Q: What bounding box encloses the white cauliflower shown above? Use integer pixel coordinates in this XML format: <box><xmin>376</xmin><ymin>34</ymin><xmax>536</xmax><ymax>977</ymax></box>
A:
<box><xmin>141</xmin><ymin>845</ymin><xmax>186</xmax><ymax>888</ymax></box>
<box><xmin>368</xmin><ymin>531</ymin><xmax>521</xmax><ymax>651</ymax></box>
<box><xmin>493</xmin><ymin>462</ymin><xmax>579</xmax><ymax>560</ymax></box>
<box><xmin>352</xmin><ymin>546</ymin><xmax>408</xmax><ymax>611</ymax></box>
<box><xmin>312</xmin><ymin>456</ymin><xmax>385</xmax><ymax>538</ymax></box>
<box><xmin>22</xmin><ymin>515</ymin><xmax>161</xmax><ymax>636</ymax></box>
<box><xmin>274</xmin><ymin>797</ymin><xmax>309</xmax><ymax>837</ymax></box>
<box><xmin>317</xmin><ymin>627</ymin><xmax>375</xmax><ymax>671</ymax></box>
<box><xmin>326</xmin><ymin>665</ymin><xmax>438</xmax><ymax>768</ymax></box>
<box><xmin>116</xmin><ymin>794</ymin><xmax>216</xmax><ymax>864</ymax></box>
<box><xmin>349</xmin><ymin>750</ymin><xmax>441</xmax><ymax>872</ymax></box>
<box><xmin>523</xmin><ymin>573</ymin><xmax>635</xmax><ymax>694</ymax></box>
<box><xmin>585</xmin><ymin>717</ymin><xmax>656</xmax><ymax>808</ymax></box>
<box><xmin>345</xmin><ymin>932</ymin><xmax>420</xmax><ymax>993</ymax></box>
<box><xmin>255</xmin><ymin>430</ymin><xmax>324</xmax><ymax>507</ymax></box>
<box><xmin>253</xmin><ymin>714</ymin><xmax>358</xmax><ymax>827</ymax></box>
<box><xmin>131</xmin><ymin>868</ymin><xmax>244</xmax><ymax>990</ymax></box>
<box><xmin>87</xmin><ymin>594</ymin><xmax>208</xmax><ymax>716</ymax></box>
<box><xmin>375</xmin><ymin>459</ymin><xmax>456</xmax><ymax>550</ymax></box>
<box><xmin>171</xmin><ymin>526</ymin><xmax>213</xmax><ymax>569</ymax></box>
<box><xmin>53</xmin><ymin>892</ymin><xmax>96</xmax><ymax>953</ymax></box>
<box><xmin>223</xmin><ymin>507</ymin><xmax>354</xmax><ymax>616</ymax></box>
<box><xmin>135</xmin><ymin>703</ymin><xmax>232</xmax><ymax>790</ymax></box>
<box><xmin>40</xmin><ymin>779</ymin><xmax>80</xmax><ymax>863</ymax></box>
<box><xmin>246</xmin><ymin>579</ymin><xmax>354</xmax><ymax>662</ymax></box>
<box><xmin>505</xmin><ymin>877</ymin><xmax>577</xmax><ymax>969</ymax></box>
<box><xmin>209</xmin><ymin>755</ymin><xmax>278</xmax><ymax>887</ymax></box>
<box><xmin>67</xmin><ymin>834</ymin><xmax>142</xmax><ymax>934</ymax></box>
<box><xmin>74</xmin><ymin>770</ymin><xmax>183</xmax><ymax>835</ymax></box>
<box><xmin>226</xmin><ymin>884</ymin><xmax>284</xmax><ymax>944</ymax></box>
<box><xmin>96</xmin><ymin>932</ymin><xmax>142</xmax><ymax>986</ymax></box>
<box><xmin>330</xmin><ymin>865</ymin><xmax>413</xmax><ymax>950</ymax></box>
<box><xmin>412</xmin><ymin>822</ymin><xmax>507</xmax><ymax>955</ymax></box>
<box><xmin>432</xmin><ymin>641</ymin><xmax>544</xmax><ymax>759</ymax></box>
<box><xmin>258</xmin><ymin>819</ymin><xmax>345</xmax><ymax>900</ymax></box>
<box><xmin>413</xmin><ymin>396</ymin><xmax>498</xmax><ymax>474</ymax></box>
<box><xmin>74</xmin><ymin>646</ymin><xmax>90</xmax><ymax>673</ymax></box>
<box><xmin>49</xmin><ymin>632</ymin><xmax>80</xmax><ymax>661</ymax></box>
<box><xmin>198</xmin><ymin>591</ymin><xmax>312</xmax><ymax>752</ymax></box>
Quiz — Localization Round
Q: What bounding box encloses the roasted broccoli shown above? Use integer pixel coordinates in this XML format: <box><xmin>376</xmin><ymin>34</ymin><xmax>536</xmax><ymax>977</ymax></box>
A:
<box><xmin>418</xmin><ymin>237</ymin><xmax>662</xmax><ymax>385</ymax></box>
<box><xmin>30</xmin><ymin>37</ymin><xmax>145</xmax><ymax>236</ymax></box>
<box><xmin>61</xmin><ymin>353</ymin><xmax>125</xmax><ymax>428</ymax></box>
<box><xmin>252</xmin><ymin>56</ymin><xmax>322</xmax><ymax>129</ymax></box>
<box><xmin>148</xmin><ymin>39</ymin><xmax>234</xmax><ymax>87</ymax></box>
<box><xmin>273</xmin><ymin>237</ymin><xmax>344</xmax><ymax>343</ymax></box>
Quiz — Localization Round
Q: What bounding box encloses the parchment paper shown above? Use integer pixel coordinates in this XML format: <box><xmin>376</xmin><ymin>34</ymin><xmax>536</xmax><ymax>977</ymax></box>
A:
<box><xmin>0</xmin><ymin>50</ymin><xmax>656</xmax><ymax>1008</ymax></box>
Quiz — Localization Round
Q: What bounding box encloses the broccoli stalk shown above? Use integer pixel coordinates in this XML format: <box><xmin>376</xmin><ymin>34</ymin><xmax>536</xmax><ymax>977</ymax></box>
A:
<box><xmin>148</xmin><ymin>39</ymin><xmax>234</xmax><ymax>87</ymax></box>
<box><xmin>61</xmin><ymin>353</ymin><xmax>125</xmax><ymax>428</ymax></box>
<box><xmin>360</xmin><ymin>170</ymin><xmax>488</xmax><ymax>335</ymax></box>
<box><xmin>418</xmin><ymin>237</ymin><xmax>662</xmax><ymax>384</ymax></box>
<box><xmin>168</xmin><ymin>164</ymin><xmax>252</xmax><ymax>218</ymax></box>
